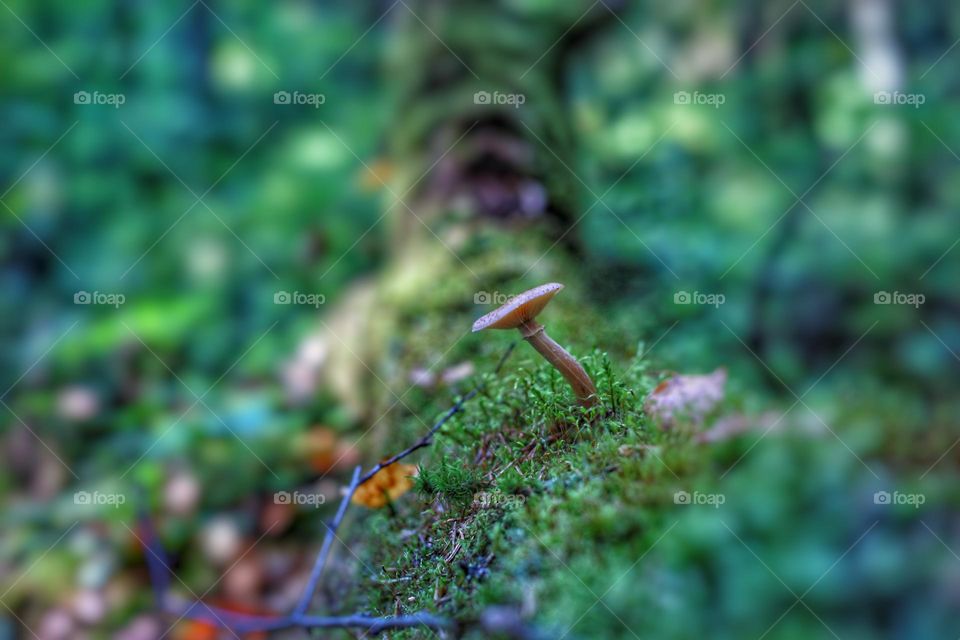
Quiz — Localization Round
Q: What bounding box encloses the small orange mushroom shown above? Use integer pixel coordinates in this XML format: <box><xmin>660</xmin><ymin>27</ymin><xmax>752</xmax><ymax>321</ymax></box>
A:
<box><xmin>351</xmin><ymin>462</ymin><xmax>417</xmax><ymax>509</ymax></box>
<box><xmin>472</xmin><ymin>283</ymin><xmax>597</xmax><ymax>408</ymax></box>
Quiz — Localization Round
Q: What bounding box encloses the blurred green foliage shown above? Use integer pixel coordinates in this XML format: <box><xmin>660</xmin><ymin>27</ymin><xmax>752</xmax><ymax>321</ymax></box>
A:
<box><xmin>1</xmin><ymin>0</ymin><xmax>958</xmax><ymax>638</ymax></box>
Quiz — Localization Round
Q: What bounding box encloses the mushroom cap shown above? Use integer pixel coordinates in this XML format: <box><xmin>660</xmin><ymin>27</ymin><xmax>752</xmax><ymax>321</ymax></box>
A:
<box><xmin>471</xmin><ymin>283</ymin><xmax>564</xmax><ymax>332</ymax></box>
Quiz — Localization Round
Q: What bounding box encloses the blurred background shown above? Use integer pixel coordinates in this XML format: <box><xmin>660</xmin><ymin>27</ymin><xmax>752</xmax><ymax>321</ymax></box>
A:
<box><xmin>1</xmin><ymin>0</ymin><xmax>958</xmax><ymax>638</ymax></box>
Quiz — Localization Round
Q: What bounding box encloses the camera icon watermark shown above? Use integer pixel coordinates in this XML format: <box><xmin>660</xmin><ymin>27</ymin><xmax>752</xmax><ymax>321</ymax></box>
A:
<box><xmin>674</xmin><ymin>90</ymin><xmax>725</xmax><ymax>108</ymax></box>
<box><xmin>274</xmin><ymin>291</ymin><xmax>326</xmax><ymax>308</ymax></box>
<box><xmin>873</xmin><ymin>291</ymin><xmax>924</xmax><ymax>308</ymax></box>
<box><xmin>873</xmin><ymin>490</ymin><xmax>925</xmax><ymax>508</ymax></box>
<box><xmin>674</xmin><ymin>490</ymin><xmax>725</xmax><ymax>508</ymax></box>
<box><xmin>74</xmin><ymin>90</ymin><xmax>125</xmax><ymax>109</ymax></box>
<box><xmin>873</xmin><ymin>91</ymin><xmax>925</xmax><ymax>108</ymax></box>
<box><xmin>74</xmin><ymin>291</ymin><xmax>125</xmax><ymax>308</ymax></box>
<box><xmin>473</xmin><ymin>90</ymin><xmax>525</xmax><ymax>109</ymax></box>
<box><xmin>74</xmin><ymin>490</ymin><xmax>126</xmax><ymax>508</ymax></box>
<box><xmin>274</xmin><ymin>490</ymin><xmax>325</xmax><ymax>508</ymax></box>
<box><xmin>273</xmin><ymin>91</ymin><xmax>326</xmax><ymax>108</ymax></box>
<box><xmin>673</xmin><ymin>290</ymin><xmax>725</xmax><ymax>308</ymax></box>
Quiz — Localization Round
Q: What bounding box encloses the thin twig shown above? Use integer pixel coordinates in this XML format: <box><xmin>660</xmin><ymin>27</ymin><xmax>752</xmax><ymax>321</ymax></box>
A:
<box><xmin>140</xmin><ymin>342</ymin><xmax>517</xmax><ymax>636</ymax></box>
<box><xmin>358</xmin><ymin>393</ymin><xmax>474</xmax><ymax>484</ymax></box>
<box><xmin>136</xmin><ymin>505</ymin><xmax>171</xmax><ymax>607</ymax></box>
<box><xmin>359</xmin><ymin>341</ymin><xmax>517</xmax><ymax>485</ymax></box>
<box><xmin>168</xmin><ymin>599</ymin><xmax>451</xmax><ymax>633</ymax></box>
<box><xmin>294</xmin><ymin>465</ymin><xmax>362</xmax><ymax>616</ymax></box>
<box><xmin>490</xmin><ymin>340</ymin><xmax>518</xmax><ymax>376</ymax></box>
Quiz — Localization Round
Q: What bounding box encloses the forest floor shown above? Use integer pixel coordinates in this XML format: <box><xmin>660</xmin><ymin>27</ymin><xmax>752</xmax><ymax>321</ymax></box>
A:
<box><xmin>341</xmin><ymin>341</ymin><xmax>953</xmax><ymax>640</ymax></box>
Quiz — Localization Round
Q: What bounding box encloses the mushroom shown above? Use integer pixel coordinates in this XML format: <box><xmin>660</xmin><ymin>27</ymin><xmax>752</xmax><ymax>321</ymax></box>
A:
<box><xmin>472</xmin><ymin>283</ymin><xmax>597</xmax><ymax>408</ymax></box>
<box><xmin>351</xmin><ymin>462</ymin><xmax>417</xmax><ymax>509</ymax></box>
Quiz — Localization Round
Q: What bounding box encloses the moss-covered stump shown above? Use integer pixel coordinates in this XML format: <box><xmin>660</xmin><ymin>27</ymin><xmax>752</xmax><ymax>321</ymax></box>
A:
<box><xmin>338</xmin><ymin>347</ymin><xmax>957</xmax><ymax>640</ymax></box>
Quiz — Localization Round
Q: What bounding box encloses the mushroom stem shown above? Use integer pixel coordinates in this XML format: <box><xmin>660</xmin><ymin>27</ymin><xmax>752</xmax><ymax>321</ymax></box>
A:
<box><xmin>520</xmin><ymin>321</ymin><xmax>597</xmax><ymax>408</ymax></box>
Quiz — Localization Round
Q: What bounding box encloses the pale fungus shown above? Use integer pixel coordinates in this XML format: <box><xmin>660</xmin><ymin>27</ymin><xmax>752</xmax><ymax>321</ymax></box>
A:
<box><xmin>472</xmin><ymin>283</ymin><xmax>597</xmax><ymax>408</ymax></box>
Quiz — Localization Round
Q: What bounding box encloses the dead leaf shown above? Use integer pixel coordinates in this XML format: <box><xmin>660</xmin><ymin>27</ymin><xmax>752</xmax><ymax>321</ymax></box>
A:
<box><xmin>644</xmin><ymin>368</ymin><xmax>727</xmax><ymax>430</ymax></box>
<box><xmin>409</xmin><ymin>361</ymin><xmax>474</xmax><ymax>389</ymax></box>
<box><xmin>695</xmin><ymin>411</ymin><xmax>784</xmax><ymax>444</ymax></box>
<box><xmin>409</xmin><ymin>368</ymin><xmax>436</xmax><ymax>388</ymax></box>
<box><xmin>440</xmin><ymin>361</ymin><xmax>474</xmax><ymax>385</ymax></box>
<box><xmin>174</xmin><ymin>601</ymin><xmax>270</xmax><ymax>640</ymax></box>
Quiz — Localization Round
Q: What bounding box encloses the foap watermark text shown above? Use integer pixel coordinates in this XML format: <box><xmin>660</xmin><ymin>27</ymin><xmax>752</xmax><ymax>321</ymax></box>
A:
<box><xmin>75</xmin><ymin>291</ymin><xmax>125</xmax><ymax>308</ymax></box>
<box><xmin>74</xmin><ymin>490</ymin><xmax>126</xmax><ymax>508</ymax></box>
<box><xmin>473</xmin><ymin>491</ymin><xmax>525</xmax><ymax>509</ymax></box>
<box><xmin>74</xmin><ymin>90</ymin><xmax>125</xmax><ymax>108</ymax></box>
<box><xmin>274</xmin><ymin>490</ymin><xmax>326</xmax><ymax>508</ymax></box>
<box><xmin>274</xmin><ymin>291</ymin><xmax>326</xmax><ymax>308</ymax></box>
<box><xmin>874</xmin><ymin>91</ymin><xmax>925</xmax><ymax>108</ymax></box>
<box><xmin>874</xmin><ymin>291</ymin><xmax>924</xmax><ymax>308</ymax></box>
<box><xmin>474</xmin><ymin>91</ymin><xmax>525</xmax><ymax>108</ymax></box>
<box><xmin>674</xmin><ymin>490</ymin><xmax>725</xmax><ymax>508</ymax></box>
<box><xmin>474</xmin><ymin>291</ymin><xmax>516</xmax><ymax>305</ymax></box>
<box><xmin>674</xmin><ymin>290</ymin><xmax>725</xmax><ymax>308</ymax></box>
<box><xmin>874</xmin><ymin>491</ymin><xmax>925</xmax><ymax>508</ymax></box>
<box><xmin>274</xmin><ymin>91</ymin><xmax>326</xmax><ymax>108</ymax></box>
<box><xmin>674</xmin><ymin>91</ymin><xmax>725</xmax><ymax>108</ymax></box>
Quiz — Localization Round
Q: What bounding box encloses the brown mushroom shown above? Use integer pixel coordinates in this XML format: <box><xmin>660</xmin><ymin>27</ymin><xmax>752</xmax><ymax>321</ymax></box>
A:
<box><xmin>472</xmin><ymin>283</ymin><xmax>597</xmax><ymax>408</ymax></box>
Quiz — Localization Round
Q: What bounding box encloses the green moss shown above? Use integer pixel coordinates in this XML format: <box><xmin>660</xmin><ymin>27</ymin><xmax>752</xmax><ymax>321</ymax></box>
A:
<box><xmin>416</xmin><ymin>457</ymin><xmax>488</xmax><ymax>511</ymax></box>
<box><xmin>340</xmin><ymin>343</ymin><xmax>957</xmax><ymax>640</ymax></box>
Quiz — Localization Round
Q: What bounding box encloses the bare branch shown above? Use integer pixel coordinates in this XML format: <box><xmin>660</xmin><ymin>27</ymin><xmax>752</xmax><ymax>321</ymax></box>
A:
<box><xmin>294</xmin><ymin>465</ymin><xmax>362</xmax><ymax>616</ymax></box>
<box><xmin>139</xmin><ymin>342</ymin><xmax>517</xmax><ymax>636</ymax></box>
<box><xmin>168</xmin><ymin>598</ymin><xmax>451</xmax><ymax>633</ymax></box>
